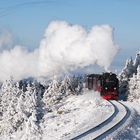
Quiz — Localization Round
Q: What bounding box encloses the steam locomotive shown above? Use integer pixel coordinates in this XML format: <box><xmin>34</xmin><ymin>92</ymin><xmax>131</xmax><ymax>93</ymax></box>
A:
<box><xmin>86</xmin><ymin>72</ymin><xmax>119</xmax><ymax>100</ymax></box>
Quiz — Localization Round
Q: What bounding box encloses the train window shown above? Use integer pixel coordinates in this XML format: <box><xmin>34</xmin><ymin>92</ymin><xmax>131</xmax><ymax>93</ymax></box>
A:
<box><xmin>88</xmin><ymin>77</ymin><xmax>93</xmax><ymax>89</ymax></box>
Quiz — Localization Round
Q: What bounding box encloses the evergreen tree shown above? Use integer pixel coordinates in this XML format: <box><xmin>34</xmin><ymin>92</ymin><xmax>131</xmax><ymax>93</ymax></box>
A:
<box><xmin>134</xmin><ymin>52</ymin><xmax>140</xmax><ymax>70</ymax></box>
<box><xmin>43</xmin><ymin>78</ymin><xmax>62</xmax><ymax>111</ymax></box>
<box><xmin>0</xmin><ymin>80</ymin><xmax>42</xmax><ymax>138</ymax></box>
<box><xmin>0</xmin><ymin>79</ymin><xmax>25</xmax><ymax>135</ymax></box>
<box><xmin>43</xmin><ymin>75</ymin><xmax>84</xmax><ymax>113</ymax></box>
<box><xmin>128</xmin><ymin>66</ymin><xmax>140</xmax><ymax>101</ymax></box>
<box><xmin>119</xmin><ymin>51</ymin><xmax>140</xmax><ymax>100</ymax></box>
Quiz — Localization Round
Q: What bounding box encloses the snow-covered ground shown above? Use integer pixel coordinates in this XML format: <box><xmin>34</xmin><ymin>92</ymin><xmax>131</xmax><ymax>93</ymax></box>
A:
<box><xmin>41</xmin><ymin>92</ymin><xmax>140</xmax><ymax>140</ymax></box>
<box><xmin>0</xmin><ymin>90</ymin><xmax>114</xmax><ymax>140</ymax></box>
<box><xmin>1</xmin><ymin>86</ymin><xmax>140</xmax><ymax>140</ymax></box>
<box><xmin>111</xmin><ymin>100</ymin><xmax>140</xmax><ymax>140</ymax></box>
<box><xmin>41</xmin><ymin>91</ymin><xmax>113</xmax><ymax>140</ymax></box>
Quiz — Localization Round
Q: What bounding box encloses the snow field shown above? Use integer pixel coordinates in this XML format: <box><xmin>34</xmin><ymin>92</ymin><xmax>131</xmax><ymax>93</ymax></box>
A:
<box><xmin>0</xmin><ymin>77</ymin><xmax>114</xmax><ymax>140</ymax></box>
<box><xmin>41</xmin><ymin>91</ymin><xmax>114</xmax><ymax>140</ymax></box>
<box><xmin>111</xmin><ymin>101</ymin><xmax>140</xmax><ymax>140</ymax></box>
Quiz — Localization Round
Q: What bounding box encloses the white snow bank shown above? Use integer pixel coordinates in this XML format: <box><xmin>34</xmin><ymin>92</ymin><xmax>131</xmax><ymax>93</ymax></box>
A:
<box><xmin>41</xmin><ymin>91</ymin><xmax>114</xmax><ymax>140</ymax></box>
<box><xmin>115</xmin><ymin>100</ymin><xmax>140</xmax><ymax>140</ymax></box>
<box><xmin>0</xmin><ymin>80</ymin><xmax>114</xmax><ymax>140</ymax></box>
<box><xmin>104</xmin><ymin>101</ymin><xmax>139</xmax><ymax>140</ymax></box>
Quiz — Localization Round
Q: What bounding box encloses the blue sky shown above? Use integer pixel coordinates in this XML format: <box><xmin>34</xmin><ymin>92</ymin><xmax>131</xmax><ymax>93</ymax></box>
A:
<box><xmin>0</xmin><ymin>0</ymin><xmax>140</xmax><ymax>70</ymax></box>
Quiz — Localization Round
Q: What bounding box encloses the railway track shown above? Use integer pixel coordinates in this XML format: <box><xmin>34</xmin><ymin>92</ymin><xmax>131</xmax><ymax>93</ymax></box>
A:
<box><xmin>71</xmin><ymin>100</ymin><xmax>130</xmax><ymax>140</ymax></box>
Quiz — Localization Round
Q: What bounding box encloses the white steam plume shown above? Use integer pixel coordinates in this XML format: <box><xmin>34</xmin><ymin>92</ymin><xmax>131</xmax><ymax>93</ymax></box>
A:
<box><xmin>0</xmin><ymin>21</ymin><xmax>118</xmax><ymax>81</ymax></box>
<box><xmin>0</xmin><ymin>30</ymin><xmax>13</xmax><ymax>51</ymax></box>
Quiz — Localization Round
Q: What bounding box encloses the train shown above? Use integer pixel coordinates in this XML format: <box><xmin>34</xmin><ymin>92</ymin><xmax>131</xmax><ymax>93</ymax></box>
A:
<box><xmin>86</xmin><ymin>72</ymin><xmax>119</xmax><ymax>100</ymax></box>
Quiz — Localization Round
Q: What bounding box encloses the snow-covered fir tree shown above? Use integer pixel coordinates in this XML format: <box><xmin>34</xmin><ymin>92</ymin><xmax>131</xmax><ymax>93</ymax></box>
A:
<box><xmin>0</xmin><ymin>79</ymin><xmax>42</xmax><ymax>139</ymax></box>
<box><xmin>18</xmin><ymin>83</ymin><xmax>42</xmax><ymax>139</ymax></box>
<box><xmin>0</xmin><ymin>74</ymin><xmax>84</xmax><ymax>139</ymax></box>
<box><xmin>0</xmin><ymin>79</ymin><xmax>24</xmax><ymax>136</ymax></box>
<box><xmin>119</xmin><ymin>58</ymin><xmax>134</xmax><ymax>82</ymax></box>
<box><xmin>119</xmin><ymin>51</ymin><xmax>140</xmax><ymax>82</ymax></box>
<box><xmin>60</xmin><ymin>75</ymin><xmax>72</xmax><ymax>95</ymax></box>
<box><xmin>128</xmin><ymin>66</ymin><xmax>140</xmax><ymax>101</ymax></box>
<box><xmin>134</xmin><ymin>52</ymin><xmax>140</xmax><ymax>70</ymax></box>
<box><xmin>119</xmin><ymin>51</ymin><xmax>140</xmax><ymax>100</ymax></box>
<box><xmin>43</xmin><ymin>75</ymin><xmax>83</xmax><ymax>113</ymax></box>
<box><xmin>43</xmin><ymin>77</ymin><xmax>62</xmax><ymax>110</ymax></box>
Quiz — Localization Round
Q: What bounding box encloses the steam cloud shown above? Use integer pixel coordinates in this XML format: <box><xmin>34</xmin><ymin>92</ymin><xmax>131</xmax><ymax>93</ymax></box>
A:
<box><xmin>0</xmin><ymin>30</ymin><xmax>13</xmax><ymax>51</ymax></box>
<box><xmin>0</xmin><ymin>21</ymin><xmax>118</xmax><ymax>81</ymax></box>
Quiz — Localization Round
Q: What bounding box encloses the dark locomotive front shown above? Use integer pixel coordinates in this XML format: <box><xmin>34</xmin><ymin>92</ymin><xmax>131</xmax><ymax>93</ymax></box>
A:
<box><xmin>86</xmin><ymin>72</ymin><xmax>119</xmax><ymax>100</ymax></box>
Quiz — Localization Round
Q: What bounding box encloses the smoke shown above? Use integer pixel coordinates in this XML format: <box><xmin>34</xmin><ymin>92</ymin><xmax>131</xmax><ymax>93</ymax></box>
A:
<box><xmin>38</xmin><ymin>21</ymin><xmax>118</xmax><ymax>75</ymax></box>
<box><xmin>0</xmin><ymin>46</ymin><xmax>39</xmax><ymax>81</ymax></box>
<box><xmin>0</xmin><ymin>30</ymin><xmax>13</xmax><ymax>51</ymax></box>
<box><xmin>0</xmin><ymin>21</ymin><xmax>118</xmax><ymax>81</ymax></box>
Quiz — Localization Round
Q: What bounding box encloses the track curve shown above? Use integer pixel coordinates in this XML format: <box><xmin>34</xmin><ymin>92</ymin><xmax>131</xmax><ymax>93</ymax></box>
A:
<box><xmin>71</xmin><ymin>100</ymin><xmax>130</xmax><ymax>140</ymax></box>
